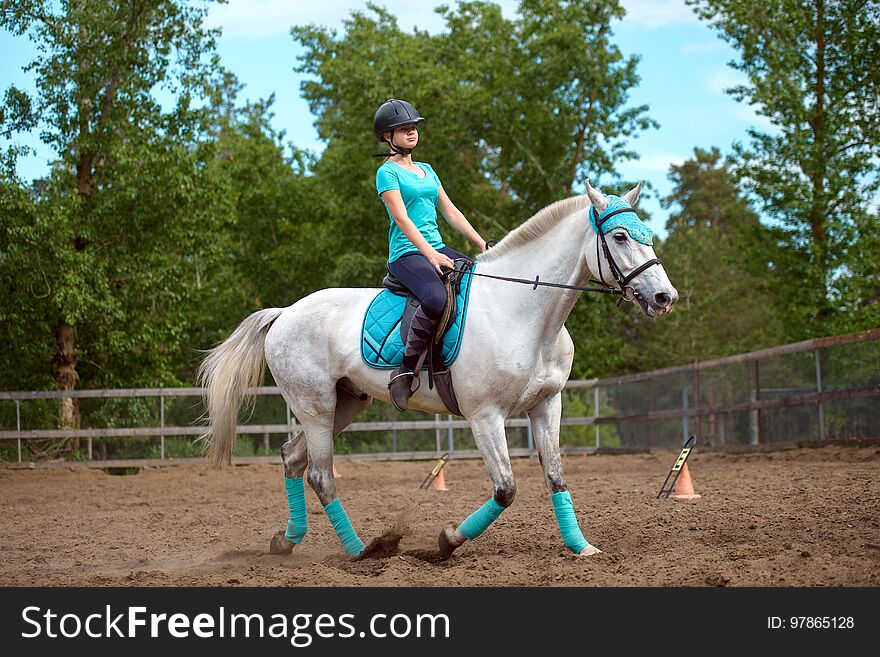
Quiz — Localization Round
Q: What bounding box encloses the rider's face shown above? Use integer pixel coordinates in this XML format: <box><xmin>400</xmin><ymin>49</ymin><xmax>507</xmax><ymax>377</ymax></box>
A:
<box><xmin>390</xmin><ymin>123</ymin><xmax>419</xmax><ymax>149</ymax></box>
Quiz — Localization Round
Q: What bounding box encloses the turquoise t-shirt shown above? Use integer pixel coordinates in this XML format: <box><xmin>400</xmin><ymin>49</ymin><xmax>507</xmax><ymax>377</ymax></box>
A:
<box><xmin>376</xmin><ymin>160</ymin><xmax>446</xmax><ymax>262</ymax></box>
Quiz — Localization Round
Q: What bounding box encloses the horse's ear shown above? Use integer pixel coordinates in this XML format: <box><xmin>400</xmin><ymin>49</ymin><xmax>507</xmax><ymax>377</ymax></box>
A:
<box><xmin>622</xmin><ymin>180</ymin><xmax>642</xmax><ymax>206</ymax></box>
<box><xmin>585</xmin><ymin>179</ymin><xmax>609</xmax><ymax>213</ymax></box>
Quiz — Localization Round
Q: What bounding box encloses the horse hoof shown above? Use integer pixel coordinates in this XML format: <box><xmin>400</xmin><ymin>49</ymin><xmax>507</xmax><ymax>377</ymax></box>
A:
<box><xmin>269</xmin><ymin>531</ymin><xmax>295</xmax><ymax>555</ymax></box>
<box><xmin>438</xmin><ymin>524</ymin><xmax>465</xmax><ymax>558</ymax></box>
<box><xmin>578</xmin><ymin>544</ymin><xmax>602</xmax><ymax>557</ymax></box>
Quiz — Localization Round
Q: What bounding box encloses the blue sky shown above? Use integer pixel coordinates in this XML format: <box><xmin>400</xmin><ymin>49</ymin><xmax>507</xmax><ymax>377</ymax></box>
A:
<box><xmin>1</xmin><ymin>0</ymin><xmax>770</xmax><ymax>239</ymax></box>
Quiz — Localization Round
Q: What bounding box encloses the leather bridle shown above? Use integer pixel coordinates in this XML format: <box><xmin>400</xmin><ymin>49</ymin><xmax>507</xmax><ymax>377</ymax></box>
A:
<box><xmin>590</xmin><ymin>206</ymin><xmax>662</xmax><ymax>303</ymax></box>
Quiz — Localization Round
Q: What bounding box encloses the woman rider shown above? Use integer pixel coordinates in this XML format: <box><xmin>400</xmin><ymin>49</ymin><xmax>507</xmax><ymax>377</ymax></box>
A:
<box><xmin>374</xmin><ymin>99</ymin><xmax>487</xmax><ymax>412</ymax></box>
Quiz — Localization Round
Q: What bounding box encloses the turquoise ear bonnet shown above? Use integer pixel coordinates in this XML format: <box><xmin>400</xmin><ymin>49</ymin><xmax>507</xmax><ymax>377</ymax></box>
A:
<box><xmin>589</xmin><ymin>195</ymin><xmax>653</xmax><ymax>246</ymax></box>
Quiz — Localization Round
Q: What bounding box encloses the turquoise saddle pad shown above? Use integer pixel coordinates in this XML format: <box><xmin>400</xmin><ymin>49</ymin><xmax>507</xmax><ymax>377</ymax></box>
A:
<box><xmin>360</xmin><ymin>264</ymin><xmax>476</xmax><ymax>369</ymax></box>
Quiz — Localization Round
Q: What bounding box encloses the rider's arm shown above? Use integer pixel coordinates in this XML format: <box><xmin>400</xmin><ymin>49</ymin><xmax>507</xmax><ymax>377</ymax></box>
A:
<box><xmin>437</xmin><ymin>185</ymin><xmax>486</xmax><ymax>252</ymax></box>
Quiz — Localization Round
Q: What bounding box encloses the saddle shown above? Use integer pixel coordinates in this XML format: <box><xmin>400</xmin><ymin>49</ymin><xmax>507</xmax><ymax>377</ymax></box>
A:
<box><xmin>381</xmin><ymin>258</ymin><xmax>473</xmax><ymax>416</ymax></box>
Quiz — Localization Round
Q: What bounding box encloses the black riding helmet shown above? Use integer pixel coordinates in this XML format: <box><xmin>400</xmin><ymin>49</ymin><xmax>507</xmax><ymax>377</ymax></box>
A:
<box><xmin>373</xmin><ymin>99</ymin><xmax>426</xmax><ymax>141</ymax></box>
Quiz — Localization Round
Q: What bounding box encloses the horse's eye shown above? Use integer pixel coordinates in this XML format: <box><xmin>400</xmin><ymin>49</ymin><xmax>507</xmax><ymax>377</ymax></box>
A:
<box><xmin>613</xmin><ymin>233</ymin><xmax>627</xmax><ymax>243</ymax></box>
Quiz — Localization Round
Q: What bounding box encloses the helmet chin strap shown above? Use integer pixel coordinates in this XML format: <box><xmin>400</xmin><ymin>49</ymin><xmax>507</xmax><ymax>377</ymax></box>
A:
<box><xmin>371</xmin><ymin>126</ymin><xmax>416</xmax><ymax>158</ymax></box>
<box><xmin>386</xmin><ymin>133</ymin><xmax>413</xmax><ymax>156</ymax></box>
<box><xmin>370</xmin><ymin>137</ymin><xmax>413</xmax><ymax>158</ymax></box>
<box><xmin>387</xmin><ymin>141</ymin><xmax>412</xmax><ymax>156</ymax></box>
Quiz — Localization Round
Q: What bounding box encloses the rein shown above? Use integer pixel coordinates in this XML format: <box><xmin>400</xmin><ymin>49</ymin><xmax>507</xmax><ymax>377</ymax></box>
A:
<box><xmin>458</xmin><ymin>205</ymin><xmax>663</xmax><ymax>304</ymax></box>
<box><xmin>458</xmin><ymin>269</ymin><xmax>623</xmax><ymax>296</ymax></box>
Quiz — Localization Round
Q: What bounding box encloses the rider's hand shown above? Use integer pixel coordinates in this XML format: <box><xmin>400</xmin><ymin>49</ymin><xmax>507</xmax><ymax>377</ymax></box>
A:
<box><xmin>426</xmin><ymin>249</ymin><xmax>455</xmax><ymax>275</ymax></box>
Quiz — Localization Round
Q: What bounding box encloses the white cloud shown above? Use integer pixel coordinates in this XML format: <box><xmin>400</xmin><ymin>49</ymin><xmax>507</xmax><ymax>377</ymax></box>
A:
<box><xmin>208</xmin><ymin>1</ymin><xmax>700</xmax><ymax>39</ymax></box>
<box><xmin>618</xmin><ymin>0</ymin><xmax>701</xmax><ymax>29</ymax></box>
<box><xmin>706</xmin><ymin>67</ymin><xmax>748</xmax><ymax>96</ymax></box>
<box><xmin>706</xmin><ymin>68</ymin><xmax>777</xmax><ymax>132</ymax></box>
<box><xmin>733</xmin><ymin>105</ymin><xmax>776</xmax><ymax>131</ymax></box>
<box><xmin>680</xmin><ymin>41</ymin><xmax>726</xmax><ymax>54</ymax></box>
<box><xmin>206</xmin><ymin>0</ymin><xmax>519</xmax><ymax>39</ymax></box>
<box><xmin>621</xmin><ymin>152</ymin><xmax>687</xmax><ymax>174</ymax></box>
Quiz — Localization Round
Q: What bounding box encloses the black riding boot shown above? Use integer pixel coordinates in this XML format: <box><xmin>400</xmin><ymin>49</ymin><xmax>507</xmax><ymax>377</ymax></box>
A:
<box><xmin>389</xmin><ymin>305</ymin><xmax>439</xmax><ymax>411</ymax></box>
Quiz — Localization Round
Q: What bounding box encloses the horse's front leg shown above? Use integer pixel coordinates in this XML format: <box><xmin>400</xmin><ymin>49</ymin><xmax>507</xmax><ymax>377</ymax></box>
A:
<box><xmin>527</xmin><ymin>392</ymin><xmax>601</xmax><ymax>556</ymax></box>
<box><xmin>438</xmin><ymin>409</ymin><xmax>516</xmax><ymax>557</ymax></box>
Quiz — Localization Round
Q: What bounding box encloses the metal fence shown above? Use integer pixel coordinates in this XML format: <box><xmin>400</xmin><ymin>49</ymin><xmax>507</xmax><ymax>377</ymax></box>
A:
<box><xmin>1</xmin><ymin>328</ymin><xmax>878</xmax><ymax>463</ymax></box>
<box><xmin>580</xmin><ymin>327</ymin><xmax>880</xmax><ymax>450</ymax></box>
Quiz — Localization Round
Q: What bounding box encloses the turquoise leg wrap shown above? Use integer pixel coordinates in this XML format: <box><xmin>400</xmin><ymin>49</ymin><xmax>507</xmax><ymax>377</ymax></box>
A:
<box><xmin>551</xmin><ymin>490</ymin><xmax>590</xmax><ymax>554</ymax></box>
<box><xmin>459</xmin><ymin>498</ymin><xmax>506</xmax><ymax>540</ymax></box>
<box><xmin>284</xmin><ymin>477</ymin><xmax>308</xmax><ymax>544</ymax></box>
<box><xmin>323</xmin><ymin>498</ymin><xmax>365</xmax><ymax>556</ymax></box>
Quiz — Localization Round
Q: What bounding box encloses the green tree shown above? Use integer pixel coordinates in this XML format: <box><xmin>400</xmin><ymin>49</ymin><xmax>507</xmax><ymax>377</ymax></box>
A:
<box><xmin>0</xmin><ymin>0</ymin><xmax>231</xmax><ymax>432</ymax></box>
<box><xmin>194</xmin><ymin>74</ymin><xmax>336</xmax><ymax>351</ymax></box>
<box><xmin>292</xmin><ymin>0</ymin><xmax>655</xmax><ymax>264</ymax></box>
<box><xmin>292</xmin><ymin>0</ymin><xmax>656</xmax><ymax>375</ymax></box>
<box><xmin>687</xmin><ymin>0</ymin><xmax>880</xmax><ymax>336</ymax></box>
<box><xmin>631</xmin><ymin>147</ymin><xmax>786</xmax><ymax>369</ymax></box>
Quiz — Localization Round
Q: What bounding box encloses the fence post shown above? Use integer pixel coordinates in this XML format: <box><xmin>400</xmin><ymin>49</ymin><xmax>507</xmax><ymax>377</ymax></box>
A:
<box><xmin>286</xmin><ymin>404</ymin><xmax>292</xmax><ymax>442</ymax></box>
<box><xmin>681</xmin><ymin>388</ymin><xmax>689</xmax><ymax>444</ymax></box>
<box><xmin>647</xmin><ymin>379</ymin><xmax>654</xmax><ymax>449</ymax></box>
<box><xmin>434</xmin><ymin>414</ymin><xmax>441</xmax><ymax>456</ymax></box>
<box><xmin>526</xmin><ymin>414</ymin><xmax>534</xmax><ymax>455</ymax></box>
<box><xmin>694</xmin><ymin>367</ymin><xmax>702</xmax><ymax>444</ymax></box>
<box><xmin>447</xmin><ymin>414</ymin><xmax>454</xmax><ymax>455</ymax></box>
<box><xmin>160</xmin><ymin>393</ymin><xmax>165</xmax><ymax>460</ymax></box>
<box><xmin>815</xmin><ymin>348</ymin><xmax>825</xmax><ymax>440</ymax></box>
<box><xmin>593</xmin><ymin>386</ymin><xmax>600</xmax><ymax>449</ymax></box>
<box><xmin>751</xmin><ymin>360</ymin><xmax>762</xmax><ymax>444</ymax></box>
<box><xmin>16</xmin><ymin>400</ymin><xmax>21</xmax><ymax>464</ymax></box>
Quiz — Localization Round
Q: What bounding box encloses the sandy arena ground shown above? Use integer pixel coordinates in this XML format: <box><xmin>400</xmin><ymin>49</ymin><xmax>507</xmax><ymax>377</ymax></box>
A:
<box><xmin>1</xmin><ymin>446</ymin><xmax>878</xmax><ymax>586</ymax></box>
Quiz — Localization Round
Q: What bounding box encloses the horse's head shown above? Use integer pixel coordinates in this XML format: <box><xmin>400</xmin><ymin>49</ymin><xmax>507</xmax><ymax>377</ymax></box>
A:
<box><xmin>584</xmin><ymin>180</ymin><xmax>678</xmax><ymax>317</ymax></box>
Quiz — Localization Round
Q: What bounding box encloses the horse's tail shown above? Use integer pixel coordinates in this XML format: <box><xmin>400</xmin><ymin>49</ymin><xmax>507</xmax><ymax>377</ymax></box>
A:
<box><xmin>197</xmin><ymin>307</ymin><xmax>285</xmax><ymax>466</ymax></box>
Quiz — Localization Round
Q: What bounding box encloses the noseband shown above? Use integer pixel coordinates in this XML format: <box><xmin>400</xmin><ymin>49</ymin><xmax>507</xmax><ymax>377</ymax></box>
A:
<box><xmin>590</xmin><ymin>206</ymin><xmax>662</xmax><ymax>303</ymax></box>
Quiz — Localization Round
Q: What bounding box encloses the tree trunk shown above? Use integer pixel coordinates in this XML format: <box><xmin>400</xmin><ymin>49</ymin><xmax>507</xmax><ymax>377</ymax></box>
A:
<box><xmin>53</xmin><ymin>320</ymin><xmax>81</xmax><ymax>435</ymax></box>
<box><xmin>809</xmin><ymin>0</ymin><xmax>830</xmax><ymax>320</ymax></box>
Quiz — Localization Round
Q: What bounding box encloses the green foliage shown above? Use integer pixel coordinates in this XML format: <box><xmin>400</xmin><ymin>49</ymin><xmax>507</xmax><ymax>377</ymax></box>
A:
<box><xmin>291</xmin><ymin>0</ymin><xmax>654</xmax><ymax>265</ymax></box>
<box><xmin>193</xmin><ymin>75</ymin><xmax>336</xmax><ymax>352</ymax></box>
<box><xmin>0</xmin><ymin>176</ymin><xmax>59</xmax><ymax>390</ymax></box>
<box><xmin>629</xmin><ymin>147</ymin><xmax>787</xmax><ymax>369</ymax></box>
<box><xmin>2</xmin><ymin>0</ymin><xmax>877</xmax><ymax>459</ymax></box>
<box><xmin>0</xmin><ymin>1</ymin><xmax>237</xmax><ymax>394</ymax></box>
<box><xmin>686</xmin><ymin>0</ymin><xmax>880</xmax><ymax>335</ymax></box>
<box><xmin>291</xmin><ymin>0</ymin><xmax>656</xmax><ymax>376</ymax></box>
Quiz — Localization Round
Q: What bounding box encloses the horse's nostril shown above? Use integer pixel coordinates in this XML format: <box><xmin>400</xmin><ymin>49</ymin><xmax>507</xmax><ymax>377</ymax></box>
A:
<box><xmin>655</xmin><ymin>292</ymin><xmax>671</xmax><ymax>307</ymax></box>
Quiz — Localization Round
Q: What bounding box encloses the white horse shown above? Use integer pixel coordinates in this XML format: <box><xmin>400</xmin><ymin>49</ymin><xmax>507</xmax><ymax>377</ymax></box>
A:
<box><xmin>198</xmin><ymin>181</ymin><xmax>677</xmax><ymax>559</ymax></box>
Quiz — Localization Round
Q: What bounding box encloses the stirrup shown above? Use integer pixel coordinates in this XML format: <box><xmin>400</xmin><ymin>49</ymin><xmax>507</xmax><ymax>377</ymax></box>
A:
<box><xmin>388</xmin><ymin>370</ymin><xmax>420</xmax><ymax>412</ymax></box>
<box><xmin>388</xmin><ymin>370</ymin><xmax>421</xmax><ymax>393</ymax></box>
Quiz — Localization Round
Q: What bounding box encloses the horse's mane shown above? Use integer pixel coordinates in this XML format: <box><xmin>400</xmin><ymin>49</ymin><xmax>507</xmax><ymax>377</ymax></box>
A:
<box><xmin>476</xmin><ymin>195</ymin><xmax>591</xmax><ymax>263</ymax></box>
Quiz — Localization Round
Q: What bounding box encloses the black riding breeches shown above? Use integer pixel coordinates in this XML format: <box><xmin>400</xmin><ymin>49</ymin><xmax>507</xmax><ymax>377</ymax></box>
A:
<box><xmin>386</xmin><ymin>246</ymin><xmax>469</xmax><ymax>319</ymax></box>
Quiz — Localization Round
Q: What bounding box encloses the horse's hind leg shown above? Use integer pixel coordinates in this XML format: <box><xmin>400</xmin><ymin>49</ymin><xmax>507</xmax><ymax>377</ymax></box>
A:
<box><xmin>527</xmin><ymin>392</ymin><xmax>600</xmax><ymax>556</ymax></box>
<box><xmin>439</xmin><ymin>409</ymin><xmax>516</xmax><ymax>557</ymax></box>
<box><xmin>270</xmin><ymin>381</ymin><xmax>372</xmax><ymax>555</ymax></box>
<box><xmin>279</xmin><ymin>380</ymin><xmax>371</xmax><ymax>479</ymax></box>
<box><xmin>269</xmin><ymin>428</ymin><xmax>310</xmax><ymax>554</ymax></box>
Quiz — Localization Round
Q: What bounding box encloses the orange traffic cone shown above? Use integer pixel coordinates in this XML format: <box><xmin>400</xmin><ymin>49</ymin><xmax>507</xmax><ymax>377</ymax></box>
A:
<box><xmin>430</xmin><ymin>466</ymin><xmax>448</xmax><ymax>491</ymax></box>
<box><xmin>669</xmin><ymin>462</ymin><xmax>700</xmax><ymax>500</ymax></box>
